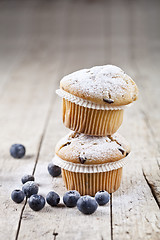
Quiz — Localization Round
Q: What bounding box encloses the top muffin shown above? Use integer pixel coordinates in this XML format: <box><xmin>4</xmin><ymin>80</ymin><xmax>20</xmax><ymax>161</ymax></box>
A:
<box><xmin>60</xmin><ymin>65</ymin><xmax>138</xmax><ymax>106</ymax></box>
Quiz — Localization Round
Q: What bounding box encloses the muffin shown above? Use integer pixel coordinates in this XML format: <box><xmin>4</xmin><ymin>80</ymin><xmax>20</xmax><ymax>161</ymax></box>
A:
<box><xmin>56</xmin><ymin>65</ymin><xmax>138</xmax><ymax>136</ymax></box>
<box><xmin>53</xmin><ymin>131</ymin><xmax>130</xmax><ymax>196</ymax></box>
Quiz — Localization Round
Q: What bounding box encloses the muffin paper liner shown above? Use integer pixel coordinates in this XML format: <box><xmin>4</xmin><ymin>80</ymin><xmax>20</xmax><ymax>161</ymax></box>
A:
<box><xmin>56</xmin><ymin>89</ymin><xmax>132</xmax><ymax>110</ymax></box>
<box><xmin>62</xmin><ymin>168</ymin><xmax>122</xmax><ymax>195</ymax></box>
<box><xmin>52</xmin><ymin>155</ymin><xmax>128</xmax><ymax>173</ymax></box>
<box><xmin>63</xmin><ymin>99</ymin><xmax>124</xmax><ymax>136</ymax></box>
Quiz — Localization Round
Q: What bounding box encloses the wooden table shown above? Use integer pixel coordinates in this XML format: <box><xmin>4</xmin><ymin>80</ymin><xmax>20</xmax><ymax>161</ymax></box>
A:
<box><xmin>0</xmin><ymin>0</ymin><xmax>160</xmax><ymax>239</ymax></box>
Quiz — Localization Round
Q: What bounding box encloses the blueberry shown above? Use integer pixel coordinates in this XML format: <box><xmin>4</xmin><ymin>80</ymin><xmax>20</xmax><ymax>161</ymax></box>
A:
<box><xmin>46</xmin><ymin>191</ymin><xmax>60</xmax><ymax>207</ymax></box>
<box><xmin>21</xmin><ymin>174</ymin><xmax>35</xmax><ymax>184</ymax></box>
<box><xmin>29</xmin><ymin>194</ymin><xmax>45</xmax><ymax>211</ymax></box>
<box><xmin>95</xmin><ymin>190</ymin><xmax>110</xmax><ymax>206</ymax></box>
<box><xmin>63</xmin><ymin>190</ymin><xmax>80</xmax><ymax>207</ymax></box>
<box><xmin>22</xmin><ymin>181</ymin><xmax>38</xmax><ymax>198</ymax></box>
<box><xmin>10</xmin><ymin>144</ymin><xmax>26</xmax><ymax>159</ymax></box>
<box><xmin>11</xmin><ymin>189</ymin><xmax>25</xmax><ymax>203</ymax></box>
<box><xmin>48</xmin><ymin>163</ymin><xmax>61</xmax><ymax>177</ymax></box>
<box><xmin>77</xmin><ymin>195</ymin><xmax>98</xmax><ymax>214</ymax></box>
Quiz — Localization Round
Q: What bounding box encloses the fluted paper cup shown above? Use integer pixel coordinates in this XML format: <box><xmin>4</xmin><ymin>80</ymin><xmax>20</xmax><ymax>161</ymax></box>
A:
<box><xmin>56</xmin><ymin>89</ymin><xmax>128</xmax><ymax>136</ymax></box>
<box><xmin>53</xmin><ymin>155</ymin><xmax>128</xmax><ymax>195</ymax></box>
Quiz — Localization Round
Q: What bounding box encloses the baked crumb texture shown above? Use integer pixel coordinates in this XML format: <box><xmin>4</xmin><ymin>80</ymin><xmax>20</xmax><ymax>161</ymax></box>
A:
<box><xmin>56</xmin><ymin>131</ymin><xmax>130</xmax><ymax>165</ymax></box>
<box><xmin>60</xmin><ymin>65</ymin><xmax>138</xmax><ymax>106</ymax></box>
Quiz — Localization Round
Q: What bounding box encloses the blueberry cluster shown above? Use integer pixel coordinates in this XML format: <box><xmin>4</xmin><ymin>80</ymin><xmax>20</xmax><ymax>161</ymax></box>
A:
<box><xmin>11</xmin><ymin>172</ymin><xmax>110</xmax><ymax>214</ymax></box>
<box><xmin>10</xmin><ymin>145</ymin><xmax>110</xmax><ymax>214</ymax></box>
<box><xmin>11</xmin><ymin>173</ymin><xmax>61</xmax><ymax>211</ymax></box>
<box><xmin>10</xmin><ymin>149</ymin><xmax>62</xmax><ymax>211</ymax></box>
<box><xmin>63</xmin><ymin>190</ymin><xmax>110</xmax><ymax>214</ymax></box>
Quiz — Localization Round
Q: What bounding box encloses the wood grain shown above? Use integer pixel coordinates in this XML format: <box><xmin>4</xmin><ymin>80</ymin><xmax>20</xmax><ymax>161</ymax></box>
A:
<box><xmin>110</xmin><ymin>1</ymin><xmax>160</xmax><ymax>239</ymax></box>
<box><xmin>0</xmin><ymin>0</ymin><xmax>159</xmax><ymax>240</ymax></box>
<box><xmin>17</xmin><ymin>1</ymin><xmax>111</xmax><ymax>240</ymax></box>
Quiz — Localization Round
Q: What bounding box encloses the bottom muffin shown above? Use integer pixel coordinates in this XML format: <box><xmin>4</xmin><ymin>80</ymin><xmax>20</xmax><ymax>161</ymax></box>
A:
<box><xmin>53</xmin><ymin>131</ymin><xmax>130</xmax><ymax>196</ymax></box>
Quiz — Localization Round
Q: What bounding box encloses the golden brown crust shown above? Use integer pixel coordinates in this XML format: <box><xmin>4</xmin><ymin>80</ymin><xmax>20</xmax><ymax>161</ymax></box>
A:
<box><xmin>60</xmin><ymin>65</ymin><xmax>138</xmax><ymax>106</ymax></box>
<box><xmin>55</xmin><ymin>131</ymin><xmax>130</xmax><ymax>165</ymax></box>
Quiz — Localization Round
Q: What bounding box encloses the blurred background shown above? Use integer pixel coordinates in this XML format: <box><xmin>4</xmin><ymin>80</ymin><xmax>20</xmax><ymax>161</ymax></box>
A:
<box><xmin>0</xmin><ymin>0</ymin><xmax>160</xmax><ymax>82</ymax></box>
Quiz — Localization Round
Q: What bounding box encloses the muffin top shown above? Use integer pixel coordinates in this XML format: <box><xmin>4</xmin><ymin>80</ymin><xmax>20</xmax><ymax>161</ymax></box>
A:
<box><xmin>55</xmin><ymin>132</ymin><xmax>130</xmax><ymax>165</ymax></box>
<box><xmin>60</xmin><ymin>65</ymin><xmax>138</xmax><ymax>106</ymax></box>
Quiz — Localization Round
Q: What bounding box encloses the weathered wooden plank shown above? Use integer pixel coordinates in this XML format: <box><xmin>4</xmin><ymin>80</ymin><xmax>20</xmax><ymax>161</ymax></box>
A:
<box><xmin>112</xmin><ymin>100</ymin><xmax>160</xmax><ymax>239</ymax></box>
<box><xmin>129</xmin><ymin>0</ymin><xmax>160</xmax><ymax>210</ymax></box>
<box><xmin>0</xmin><ymin>0</ymin><xmax>160</xmax><ymax>240</ymax></box>
<box><xmin>0</xmin><ymin>61</ymin><xmax>61</xmax><ymax>240</ymax></box>
<box><xmin>17</xmin><ymin>1</ymin><xmax>112</xmax><ymax>240</ymax></box>
<box><xmin>0</xmin><ymin>1</ymin><xmax>67</xmax><ymax>239</ymax></box>
<box><xmin>143</xmin><ymin>162</ymin><xmax>160</xmax><ymax>208</ymax></box>
<box><xmin>109</xmin><ymin>0</ymin><xmax>160</xmax><ymax>239</ymax></box>
<box><xmin>18</xmin><ymin>97</ymin><xmax>111</xmax><ymax>240</ymax></box>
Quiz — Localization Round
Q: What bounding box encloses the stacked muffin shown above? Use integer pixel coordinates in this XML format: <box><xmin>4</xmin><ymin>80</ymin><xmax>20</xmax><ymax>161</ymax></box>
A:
<box><xmin>53</xmin><ymin>65</ymin><xmax>138</xmax><ymax>196</ymax></box>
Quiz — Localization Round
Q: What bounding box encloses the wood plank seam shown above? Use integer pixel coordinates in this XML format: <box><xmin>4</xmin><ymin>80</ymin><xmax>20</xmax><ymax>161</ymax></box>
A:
<box><xmin>14</xmin><ymin>136</ymin><xmax>45</xmax><ymax>240</ymax></box>
<box><xmin>53</xmin><ymin>229</ymin><xmax>58</xmax><ymax>240</ymax></box>
<box><xmin>142</xmin><ymin>170</ymin><xmax>160</xmax><ymax>209</ymax></box>
<box><xmin>32</xmin><ymin>134</ymin><xmax>44</xmax><ymax>176</ymax></box>
<box><xmin>110</xmin><ymin>193</ymin><xmax>113</xmax><ymax>240</ymax></box>
<box><xmin>157</xmin><ymin>160</ymin><xmax>160</xmax><ymax>170</ymax></box>
<box><xmin>15</xmin><ymin>199</ymin><xmax>27</xmax><ymax>240</ymax></box>
<box><xmin>130</xmin><ymin>65</ymin><xmax>160</xmax><ymax>210</ymax></box>
<box><xmin>140</xmin><ymin>108</ymin><xmax>160</xmax><ymax>209</ymax></box>
<box><xmin>109</xmin><ymin>0</ymin><xmax>160</xmax><ymax>238</ymax></box>
<box><xmin>128</xmin><ymin>0</ymin><xmax>160</xmax><ymax>215</ymax></box>
<box><xmin>15</xmin><ymin>94</ymin><xmax>57</xmax><ymax>240</ymax></box>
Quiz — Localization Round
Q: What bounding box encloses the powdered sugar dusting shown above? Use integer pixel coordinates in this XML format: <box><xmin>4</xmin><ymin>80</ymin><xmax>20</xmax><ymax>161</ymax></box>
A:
<box><xmin>60</xmin><ymin>65</ymin><xmax>136</xmax><ymax>104</ymax></box>
<box><xmin>56</xmin><ymin>131</ymin><xmax>130</xmax><ymax>163</ymax></box>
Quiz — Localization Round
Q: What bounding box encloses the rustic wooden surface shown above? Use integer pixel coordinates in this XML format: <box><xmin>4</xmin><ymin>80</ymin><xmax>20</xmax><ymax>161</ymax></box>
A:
<box><xmin>0</xmin><ymin>0</ymin><xmax>160</xmax><ymax>239</ymax></box>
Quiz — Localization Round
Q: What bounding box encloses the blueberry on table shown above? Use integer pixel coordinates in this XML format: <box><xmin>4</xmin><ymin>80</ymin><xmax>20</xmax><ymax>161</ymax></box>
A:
<box><xmin>21</xmin><ymin>174</ymin><xmax>35</xmax><ymax>184</ymax></box>
<box><xmin>10</xmin><ymin>144</ymin><xmax>26</xmax><ymax>159</ymax></box>
<box><xmin>11</xmin><ymin>189</ymin><xmax>25</xmax><ymax>203</ymax></box>
<box><xmin>46</xmin><ymin>191</ymin><xmax>60</xmax><ymax>207</ymax></box>
<box><xmin>95</xmin><ymin>190</ymin><xmax>110</xmax><ymax>206</ymax></box>
<box><xmin>29</xmin><ymin>194</ymin><xmax>45</xmax><ymax>211</ymax></box>
<box><xmin>77</xmin><ymin>195</ymin><xmax>98</xmax><ymax>215</ymax></box>
<box><xmin>48</xmin><ymin>163</ymin><xmax>61</xmax><ymax>177</ymax></box>
<box><xmin>63</xmin><ymin>190</ymin><xmax>80</xmax><ymax>207</ymax></box>
<box><xmin>22</xmin><ymin>181</ymin><xmax>38</xmax><ymax>198</ymax></box>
